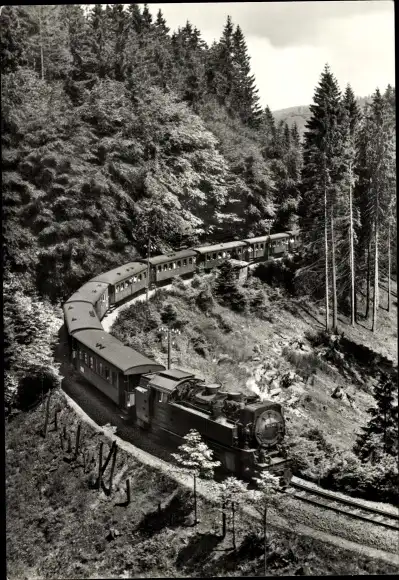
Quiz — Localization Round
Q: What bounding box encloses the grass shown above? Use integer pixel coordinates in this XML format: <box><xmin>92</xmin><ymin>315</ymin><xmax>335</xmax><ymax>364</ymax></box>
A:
<box><xmin>6</xmin><ymin>388</ymin><xmax>399</xmax><ymax>579</ymax></box>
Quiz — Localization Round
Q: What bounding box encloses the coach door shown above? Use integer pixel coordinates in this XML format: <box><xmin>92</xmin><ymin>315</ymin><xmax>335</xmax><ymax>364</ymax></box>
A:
<box><xmin>135</xmin><ymin>386</ymin><xmax>150</xmax><ymax>425</ymax></box>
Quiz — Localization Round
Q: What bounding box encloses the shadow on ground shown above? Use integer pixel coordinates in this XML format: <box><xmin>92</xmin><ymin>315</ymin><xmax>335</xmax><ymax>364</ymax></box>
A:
<box><xmin>176</xmin><ymin>532</ymin><xmax>223</xmax><ymax>573</ymax></box>
<box><xmin>136</xmin><ymin>489</ymin><xmax>193</xmax><ymax>537</ymax></box>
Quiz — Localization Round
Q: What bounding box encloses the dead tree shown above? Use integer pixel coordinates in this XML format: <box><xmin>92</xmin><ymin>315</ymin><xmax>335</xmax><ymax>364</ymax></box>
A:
<box><xmin>74</xmin><ymin>423</ymin><xmax>81</xmax><ymax>459</ymax></box>
<box><xmin>43</xmin><ymin>392</ymin><xmax>51</xmax><ymax>438</ymax></box>
<box><xmin>108</xmin><ymin>444</ymin><xmax>118</xmax><ymax>495</ymax></box>
<box><xmin>98</xmin><ymin>442</ymin><xmax>103</xmax><ymax>491</ymax></box>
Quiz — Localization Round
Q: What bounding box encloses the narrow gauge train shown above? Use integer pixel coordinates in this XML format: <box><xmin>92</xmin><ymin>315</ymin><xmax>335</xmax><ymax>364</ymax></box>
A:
<box><xmin>63</xmin><ymin>230</ymin><xmax>299</xmax><ymax>480</ymax></box>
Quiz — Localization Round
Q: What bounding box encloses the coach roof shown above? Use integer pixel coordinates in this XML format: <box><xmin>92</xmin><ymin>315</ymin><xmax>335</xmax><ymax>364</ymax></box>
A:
<box><xmin>66</xmin><ymin>281</ymin><xmax>109</xmax><ymax>306</ymax></box>
<box><xmin>194</xmin><ymin>240</ymin><xmax>247</xmax><ymax>254</ymax></box>
<box><xmin>90</xmin><ymin>262</ymin><xmax>147</xmax><ymax>286</ymax></box>
<box><xmin>73</xmin><ymin>329</ymin><xmax>165</xmax><ymax>375</ymax></box>
<box><xmin>143</xmin><ymin>249</ymin><xmax>197</xmax><ymax>266</ymax></box>
<box><xmin>63</xmin><ymin>301</ymin><xmax>103</xmax><ymax>334</ymax></box>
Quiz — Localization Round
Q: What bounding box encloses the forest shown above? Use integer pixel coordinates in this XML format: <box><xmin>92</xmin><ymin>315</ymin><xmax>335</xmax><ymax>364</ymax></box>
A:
<box><xmin>2</xmin><ymin>4</ymin><xmax>396</xmax><ymax>432</ymax></box>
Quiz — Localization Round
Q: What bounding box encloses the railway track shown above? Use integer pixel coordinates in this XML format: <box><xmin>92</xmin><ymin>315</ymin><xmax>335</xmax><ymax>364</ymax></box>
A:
<box><xmin>290</xmin><ymin>477</ymin><xmax>399</xmax><ymax>531</ymax></box>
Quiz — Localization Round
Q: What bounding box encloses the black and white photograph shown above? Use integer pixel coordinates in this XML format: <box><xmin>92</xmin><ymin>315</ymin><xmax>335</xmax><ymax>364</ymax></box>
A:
<box><xmin>2</xmin><ymin>1</ymin><xmax>397</xmax><ymax>578</ymax></box>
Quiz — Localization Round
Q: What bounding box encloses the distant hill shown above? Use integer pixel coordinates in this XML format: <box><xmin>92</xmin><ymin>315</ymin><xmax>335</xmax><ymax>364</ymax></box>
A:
<box><xmin>273</xmin><ymin>97</ymin><xmax>372</xmax><ymax>139</ymax></box>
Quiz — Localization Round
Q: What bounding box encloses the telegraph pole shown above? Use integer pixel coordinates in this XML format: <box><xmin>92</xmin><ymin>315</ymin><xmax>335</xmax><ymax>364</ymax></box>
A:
<box><xmin>146</xmin><ymin>234</ymin><xmax>151</xmax><ymax>303</ymax></box>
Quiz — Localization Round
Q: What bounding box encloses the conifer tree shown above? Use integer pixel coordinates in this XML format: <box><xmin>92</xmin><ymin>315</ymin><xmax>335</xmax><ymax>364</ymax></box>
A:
<box><xmin>298</xmin><ymin>64</ymin><xmax>345</xmax><ymax>330</ymax></box>
<box><xmin>342</xmin><ymin>84</ymin><xmax>361</xmax><ymax>325</ymax></box>
<box><xmin>354</xmin><ymin>372</ymin><xmax>398</xmax><ymax>460</ymax></box>
<box><xmin>231</xmin><ymin>24</ymin><xmax>262</xmax><ymax>126</ymax></box>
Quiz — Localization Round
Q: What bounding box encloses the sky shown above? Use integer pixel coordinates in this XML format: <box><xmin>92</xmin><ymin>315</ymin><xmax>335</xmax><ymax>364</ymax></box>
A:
<box><xmin>146</xmin><ymin>1</ymin><xmax>395</xmax><ymax>111</ymax></box>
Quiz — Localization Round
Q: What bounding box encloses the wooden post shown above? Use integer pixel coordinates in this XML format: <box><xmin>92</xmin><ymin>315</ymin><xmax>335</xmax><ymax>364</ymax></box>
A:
<box><xmin>98</xmin><ymin>442</ymin><xmax>103</xmax><ymax>491</ymax></box>
<box><xmin>43</xmin><ymin>392</ymin><xmax>51</xmax><ymax>438</ymax></box>
<box><xmin>193</xmin><ymin>473</ymin><xmax>198</xmax><ymax>526</ymax></box>
<box><xmin>264</xmin><ymin>506</ymin><xmax>268</xmax><ymax>577</ymax></box>
<box><xmin>222</xmin><ymin>500</ymin><xmax>227</xmax><ymax>538</ymax></box>
<box><xmin>168</xmin><ymin>328</ymin><xmax>171</xmax><ymax>370</ymax></box>
<box><xmin>74</xmin><ymin>423</ymin><xmax>81</xmax><ymax>458</ymax></box>
<box><xmin>126</xmin><ymin>478</ymin><xmax>131</xmax><ymax>504</ymax></box>
<box><xmin>101</xmin><ymin>441</ymin><xmax>116</xmax><ymax>475</ymax></box>
<box><xmin>108</xmin><ymin>444</ymin><xmax>118</xmax><ymax>495</ymax></box>
<box><xmin>232</xmin><ymin>501</ymin><xmax>236</xmax><ymax>550</ymax></box>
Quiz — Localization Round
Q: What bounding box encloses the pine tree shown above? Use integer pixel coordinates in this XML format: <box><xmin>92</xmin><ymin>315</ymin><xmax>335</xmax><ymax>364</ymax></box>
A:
<box><xmin>354</xmin><ymin>372</ymin><xmax>398</xmax><ymax>460</ymax></box>
<box><xmin>298</xmin><ymin>65</ymin><xmax>345</xmax><ymax>330</ymax></box>
<box><xmin>231</xmin><ymin>25</ymin><xmax>262</xmax><ymax>127</ymax></box>
<box><xmin>342</xmin><ymin>84</ymin><xmax>361</xmax><ymax>325</ymax></box>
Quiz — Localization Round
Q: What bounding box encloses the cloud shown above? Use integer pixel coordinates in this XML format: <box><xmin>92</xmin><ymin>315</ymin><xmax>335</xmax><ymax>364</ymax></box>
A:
<box><xmin>149</xmin><ymin>1</ymin><xmax>393</xmax><ymax>47</ymax></box>
<box><xmin>147</xmin><ymin>2</ymin><xmax>394</xmax><ymax>109</ymax></box>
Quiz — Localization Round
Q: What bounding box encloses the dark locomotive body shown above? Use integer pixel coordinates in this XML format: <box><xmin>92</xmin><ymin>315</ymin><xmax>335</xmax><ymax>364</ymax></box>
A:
<box><xmin>133</xmin><ymin>370</ymin><xmax>289</xmax><ymax>479</ymax></box>
<box><xmin>63</xmin><ymin>229</ymin><xmax>300</xmax><ymax>480</ymax></box>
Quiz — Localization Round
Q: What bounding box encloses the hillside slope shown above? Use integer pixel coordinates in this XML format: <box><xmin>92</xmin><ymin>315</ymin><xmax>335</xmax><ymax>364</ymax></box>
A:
<box><xmin>273</xmin><ymin>96</ymin><xmax>371</xmax><ymax>137</ymax></box>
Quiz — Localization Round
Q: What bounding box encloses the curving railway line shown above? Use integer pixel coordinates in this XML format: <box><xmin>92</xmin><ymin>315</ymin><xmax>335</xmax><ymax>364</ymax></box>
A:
<box><xmin>289</xmin><ymin>477</ymin><xmax>399</xmax><ymax>531</ymax></box>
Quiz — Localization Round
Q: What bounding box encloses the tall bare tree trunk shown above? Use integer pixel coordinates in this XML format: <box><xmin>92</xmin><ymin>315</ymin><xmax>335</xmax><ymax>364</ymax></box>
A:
<box><xmin>39</xmin><ymin>6</ymin><xmax>45</xmax><ymax>81</ymax></box>
<box><xmin>388</xmin><ymin>221</ymin><xmax>391</xmax><ymax>312</ymax></box>
<box><xmin>331</xmin><ymin>204</ymin><xmax>338</xmax><ymax>332</ymax></box>
<box><xmin>372</xmin><ymin>215</ymin><xmax>379</xmax><ymax>332</ymax></box>
<box><xmin>349</xmin><ymin>162</ymin><xmax>356</xmax><ymax>325</ymax></box>
<box><xmin>324</xmin><ymin>180</ymin><xmax>330</xmax><ymax>331</ymax></box>
<box><xmin>366</xmin><ymin>239</ymin><xmax>371</xmax><ymax>319</ymax></box>
<box><xmin>263</xmin><ymin>506</ymin><xmax>268</xmax><ymax>577</ymax></box>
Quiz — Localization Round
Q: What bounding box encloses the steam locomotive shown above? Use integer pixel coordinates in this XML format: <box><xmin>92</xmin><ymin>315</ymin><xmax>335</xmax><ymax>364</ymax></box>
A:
<box><xmin>64</xmin><ymin>231</ymin><xmax>298</xmax><ymax>480</ymax></box>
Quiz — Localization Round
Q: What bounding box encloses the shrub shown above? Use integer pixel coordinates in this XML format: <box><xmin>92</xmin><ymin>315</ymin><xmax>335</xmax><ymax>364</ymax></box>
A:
<box><xmin>195</xmin><ymin>286</ymin><xmax>215</xmax><ymax>313</ymax></box>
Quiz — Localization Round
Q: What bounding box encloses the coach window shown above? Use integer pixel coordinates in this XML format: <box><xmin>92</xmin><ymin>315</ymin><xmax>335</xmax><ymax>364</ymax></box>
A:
<box><xmin>138</xmin><ymin>274</ymin><xmax>142</xmax><ymax>281</ymax></box>
<box><xmin>99</xmin><ymin>362</ymin><xmax>103</xmax><ymax>376</ymax></box>
<box><xmin>212</xmin><ymin>253</ymin><xmax>216</xmax><ymax>260</ymax></box>
<box><xmin>193</xmin><ymin>256</ymin><xmax>196</xmax><ymax>263</ymax></box>
<box><xmin>189</xmin><ymin>258</ymin><xmax>193</xmax><ymax>264</ymax></box>
<box><xmin>237</xmin><ymin>248</ymin><xmax>241</xmax><ymax>254</ymax></box>
<box><xmin>84</xmin><ymin>352</ymin><xmax>88</xmax><ymax>365</ymax></box>
<box><xmin>125</xmin><ymin>281</ymin><xmax>129</xmax><ymax>289</ymax></box>
<box><xmin>143</xmin><ymin>272</ymin><xmax>147</xmax><ymax>278</ymax></box>
<box><xmin>169</xmin><ymin>263</ymin><xmax>173</xmax><ymax>270</ymax></box>
<box><xmin>79</xmin><ymin>349</ymin><xmax>83</xmax><ymax>360</ymax></box>
<box><xmin>104</xmin><ymin>367</ymin><xmax>110</xmax><ymax>381</ymax></box>
<box><xmin>89</xmin><ymin>356</ymin><xmax>93</xmax><ymax>369</ymax></box>
<box><xmin>173</xmin><ymin>262</ymin><xmax>176</xmax><ymax>269</ymax></box>
<box><xmin>158</xmin><ymin>266</ymin><xmax>162</xmax><ymax>272</ymax></box>
<box><xmin>177</xmin><ymin>261</ymin><xmax>181</xmax><ymax>268</ymax></box>
<box><xmin>183</xmin><ymin>259</ymin><xmax>187</xmax><ymax>266</ymax></box>
<box><xmin>111</xmin><ymin>372</ymin><xmax>117</xmax><ymax>387</ymax></box>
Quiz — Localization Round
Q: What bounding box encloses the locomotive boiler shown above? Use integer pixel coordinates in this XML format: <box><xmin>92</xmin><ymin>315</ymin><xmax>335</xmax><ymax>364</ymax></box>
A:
<box><xmin>134</xmin><ymin>369</ymin><xmax>290</xmax><ymax>480</ymax></box>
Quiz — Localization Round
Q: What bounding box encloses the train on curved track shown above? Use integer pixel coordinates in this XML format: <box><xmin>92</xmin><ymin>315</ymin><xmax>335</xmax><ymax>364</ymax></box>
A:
<box><xmin>63</xmin><ymin>230</ymin><xmax>301</xmax><ymax>481</ymax></box>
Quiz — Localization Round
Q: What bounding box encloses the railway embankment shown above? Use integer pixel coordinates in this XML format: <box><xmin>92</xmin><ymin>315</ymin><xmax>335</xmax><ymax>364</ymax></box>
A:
<box><xmin>6</xmin><ymin>384</ymin><xmax>399</xmax><ymax>580</ymax></box>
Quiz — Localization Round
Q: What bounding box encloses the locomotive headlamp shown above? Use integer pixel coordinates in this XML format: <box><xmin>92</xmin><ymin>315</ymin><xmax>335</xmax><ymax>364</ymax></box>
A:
<box><xmin>255</xmin><ymin>409</ymin><xmax>283</xmax><ymax>447</ymax></box>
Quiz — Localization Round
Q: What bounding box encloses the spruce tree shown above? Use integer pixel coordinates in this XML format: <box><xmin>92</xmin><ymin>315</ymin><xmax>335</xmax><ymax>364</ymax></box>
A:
<box><xmin>298</xmin><ymin>64</ymin><xmax>345</xmax><ymax>329</ymax></box>
<box><xmin>231</xmin><ymin>25</ymin><xmax>262</xmax><ymax>126</ymax></box>
<box><xmin>354</xmin><ymin>372</ymin><xmax>398</xmax><ymax>460</ymax></box>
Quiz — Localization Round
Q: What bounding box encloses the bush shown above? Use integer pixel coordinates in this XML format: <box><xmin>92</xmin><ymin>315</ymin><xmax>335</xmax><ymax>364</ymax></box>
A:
<box><xmin>253</xmin><ymin>256</ymin><xmax>299</xmax><ymax>294</ymax></box>
<box><xmin>195</xmin><ymin>286</ymin><xmax>215</xmax><ymax>313</ymax></box>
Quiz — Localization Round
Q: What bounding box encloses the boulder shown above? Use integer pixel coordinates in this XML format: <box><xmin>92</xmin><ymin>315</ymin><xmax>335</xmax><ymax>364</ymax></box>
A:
<box><xmin>331</xmin><ymin>386</ymin><xmax>344</xmax><ymax>399</ymax></box>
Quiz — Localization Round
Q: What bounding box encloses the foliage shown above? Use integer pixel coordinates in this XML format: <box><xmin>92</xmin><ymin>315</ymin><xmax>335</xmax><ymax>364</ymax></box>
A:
<box><xmin>354</xmin><ymin>372</ymin><xmax>398</xmax><ymax>460</ymax></box>
<box><xmin>4</xmin><ymin>271</ymin><xmax>62</xmax><ymax>411</ymax></box>
<box><xmin>172</xmin><ymin>429</ymin><xmax>220</xmax><ymax>479</ymax></box>
<box><xmin>213</xmin><ymin>261</ymin><xmax>248</xmax><ymax>312</ymax></box>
